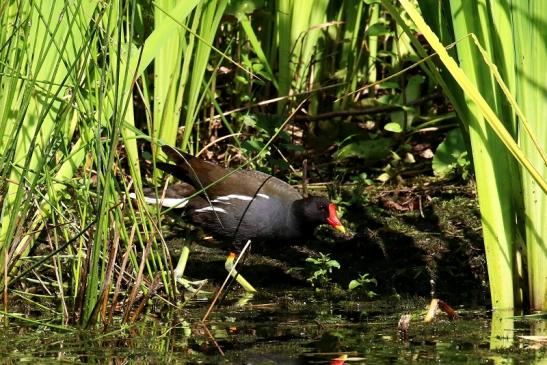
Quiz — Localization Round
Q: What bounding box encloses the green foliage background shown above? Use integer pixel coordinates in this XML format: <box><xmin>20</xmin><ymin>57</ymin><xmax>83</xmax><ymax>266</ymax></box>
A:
<box><xmin>0</xmin><ymin>0</ymin><xmax>544</xmax><ymax>326</ymax></box>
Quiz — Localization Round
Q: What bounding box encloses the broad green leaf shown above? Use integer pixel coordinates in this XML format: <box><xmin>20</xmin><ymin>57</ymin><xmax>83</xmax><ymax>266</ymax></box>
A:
<box><xmin>348</xmin><ymin>280</ymin><xmax>361</xmax><ymax>291</ymax></box>
<box><xmin>432</xmin><ymin>128</ymin><xmax>467</xmax><ymax>177</ymax></box>
<box><xmin>384</xmin><ymin>122</ymin><xmax>403</xmax><ymax>133</ymax></box>
<box><xmin>366</xmin><ymin>23</ymin><xmax>391</xmax><ymax>36</ymax></box>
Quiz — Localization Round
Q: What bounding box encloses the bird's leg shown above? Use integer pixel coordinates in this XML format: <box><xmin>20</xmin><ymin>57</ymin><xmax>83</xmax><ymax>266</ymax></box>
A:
<box><xmin>224</xmin><ymin>252</ymin><xmax>257</xmax><ymax>293</ymax></box>
<box><xmin>173</xmin><ymin>243</ymin><xmax>208</xmax><ymax>292</ymax></box>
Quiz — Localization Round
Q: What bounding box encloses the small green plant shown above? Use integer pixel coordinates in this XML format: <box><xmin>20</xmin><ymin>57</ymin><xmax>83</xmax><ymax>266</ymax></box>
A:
<box><xmin>348</xmin><ymin>273</ymin><xmax>378</xmax><ymax>298</ymax></box>
<box><xmin>305</xmin><ymin>253</ymin><xmax>340</xmax><ymax>289</ymax></box>
<box><xmin>432</xmin><ymin>128</ymin><xmax>472</xmax><ymax>180</ymax></box>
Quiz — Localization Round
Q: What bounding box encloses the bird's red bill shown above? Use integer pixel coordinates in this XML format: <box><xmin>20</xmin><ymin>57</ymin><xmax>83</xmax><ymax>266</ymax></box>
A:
<box><xmin>327</xmin><ymin>203</ymin><xmax>346</xmax><ymax>233</ymax></box>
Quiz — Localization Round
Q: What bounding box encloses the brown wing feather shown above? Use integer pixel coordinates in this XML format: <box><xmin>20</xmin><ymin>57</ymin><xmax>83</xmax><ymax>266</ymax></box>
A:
<box><xmin>160</xmin><ymin>145</ymin><xmax>302</xmax><ymax>201</ymax></box>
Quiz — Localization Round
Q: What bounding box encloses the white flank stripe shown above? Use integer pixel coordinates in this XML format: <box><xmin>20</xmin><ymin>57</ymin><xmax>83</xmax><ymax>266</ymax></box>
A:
<box><xmin>151</xmin><ymin>197</ymin><xmax>189</xmax><ymax>208</ymax></box>
<box><xmin>195</xmin><ymin>206</ymin><xmax>227</xmax><ymax>214</ymax></box>
<box><xmin>128</xmin><ymin>192</ymin><xmax>189</xmax><ymax>208</ymax></box>
<box><xmin>129</xmin><ymin>191</ymin><xmax>269</xmax><ymax>210</ymax></box>
<box><xmin>217</xmin><ymin>194</ymin><xmax>252</xmax><ymax>201</ymax></box>
<box><xmin>212</xmin><ymin>193</ymin><xmax>271</xmax><ymax>202</ymax></box>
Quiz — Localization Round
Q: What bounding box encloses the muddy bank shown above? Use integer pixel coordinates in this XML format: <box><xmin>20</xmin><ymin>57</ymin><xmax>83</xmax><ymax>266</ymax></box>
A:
<box><xmin>177</xmin><ymin>180</ymin><xmax>486</xmax><ymax>305</ymax></box>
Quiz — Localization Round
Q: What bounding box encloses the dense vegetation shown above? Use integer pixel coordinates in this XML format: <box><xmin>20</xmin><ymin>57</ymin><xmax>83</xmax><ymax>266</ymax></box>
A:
<box><xmin>0</xmin><ymin>0</ymin><xmax>544</xmax><ymax>331</ymax></box>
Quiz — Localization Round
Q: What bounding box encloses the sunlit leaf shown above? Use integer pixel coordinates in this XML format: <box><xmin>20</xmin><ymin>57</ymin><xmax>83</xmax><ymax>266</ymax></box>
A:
<box><xmin>432</xmin><ymin>128</ymin><xmax>467</xmax><ymax>177</ymax></box>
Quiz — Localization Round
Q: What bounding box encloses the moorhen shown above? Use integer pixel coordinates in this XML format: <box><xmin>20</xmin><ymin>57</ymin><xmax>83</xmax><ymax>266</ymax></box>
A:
<box><xmin>131</xmin><ymin>145</ymin><xmax>346</xmax><ymax>292</ymax></box>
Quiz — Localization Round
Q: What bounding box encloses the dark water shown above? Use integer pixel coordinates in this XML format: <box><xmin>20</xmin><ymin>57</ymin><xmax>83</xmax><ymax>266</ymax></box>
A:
<box><xmin>1</xmin><ymin>290</ymin><xmax>545</xmax><ymax>364</ymax></box>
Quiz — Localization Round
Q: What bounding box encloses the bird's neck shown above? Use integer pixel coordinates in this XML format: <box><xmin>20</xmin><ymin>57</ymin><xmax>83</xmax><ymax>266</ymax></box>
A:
<box><xmin>288</xmin><ymin>199</ymin><xmax>316</xmax><ymax>235</ymax></box>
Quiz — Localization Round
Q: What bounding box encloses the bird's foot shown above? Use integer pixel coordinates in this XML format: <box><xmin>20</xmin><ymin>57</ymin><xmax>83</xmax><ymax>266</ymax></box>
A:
<box><xmin>225</xmin><ymin>252</ymin><xmax>257</xmax><ymax>293</ymax></box>
<box><xmin>175</xmin><ymin>276</ymin><xmax>209</xmax><ymax>293</ymax></box>
<box><xmin>171</xmin><ymin>266</ymin><xmax>209</xmax><ymax>293</ymax></box>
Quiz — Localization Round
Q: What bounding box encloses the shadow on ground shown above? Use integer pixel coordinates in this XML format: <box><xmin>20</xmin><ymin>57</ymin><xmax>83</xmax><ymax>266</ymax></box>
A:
<box><xmin>173</xmin><ymin>182</ymin><xmax>486</xmax><ymax>306</ymax></box>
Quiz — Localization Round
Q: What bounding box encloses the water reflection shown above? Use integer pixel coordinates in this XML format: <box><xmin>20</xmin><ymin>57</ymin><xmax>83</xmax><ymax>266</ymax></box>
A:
<box><xmin>1</xmin><ymin>291</ymin><xmax>545</xmax><ymax>363</ymax></box>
